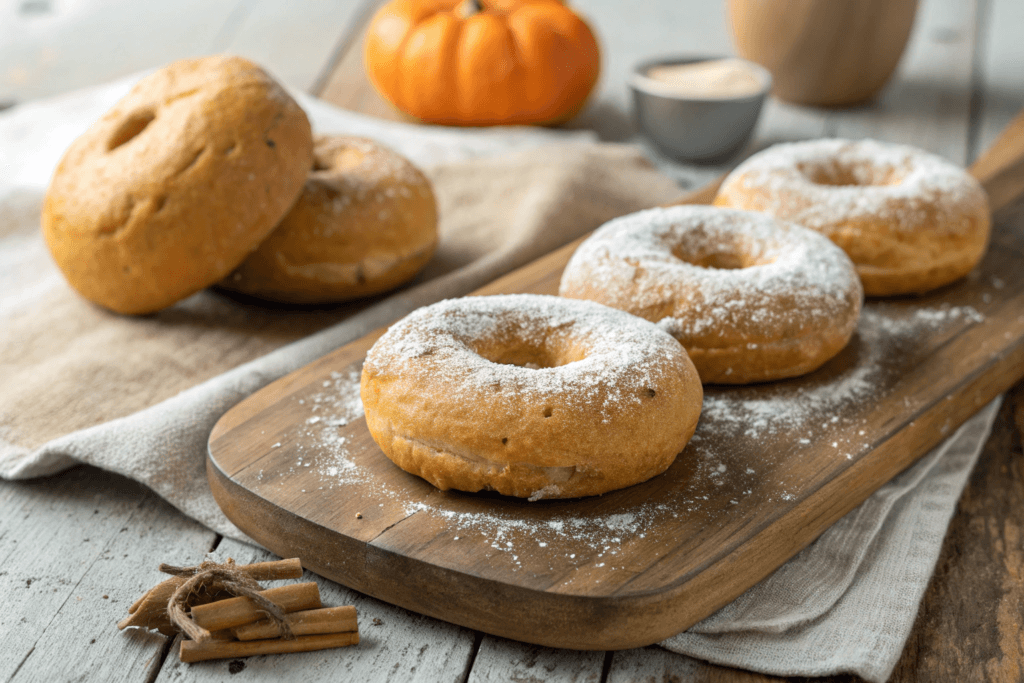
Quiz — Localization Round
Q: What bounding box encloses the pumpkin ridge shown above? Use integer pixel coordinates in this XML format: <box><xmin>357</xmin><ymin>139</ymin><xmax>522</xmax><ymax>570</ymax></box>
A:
<box><xmin>499</xmin><ymin>21</ymin><xmax>526</xmax><ymax>122</ymax></box>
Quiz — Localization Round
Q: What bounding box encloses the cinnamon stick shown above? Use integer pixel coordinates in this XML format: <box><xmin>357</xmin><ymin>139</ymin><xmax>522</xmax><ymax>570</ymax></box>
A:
<box><xmin>190</xmin><ymin>582</ymin><xmax>321</xmax><ymax>631</ymax></box>
<box><xmin>118</xmin><ymin>577</ymin><xmax>187</xmax><ymax>635</ymax></box>
<box><xmin>179</xmin><ymin>632</ymin><xmax>360</xmax><ymax>663</ymax></box>
<box><xmin>234</xmin><ymin>606</ymin><xmax>358</xmax><ymax>641</ymax></box>
<box><xmin>227</xmin><ymin>558</ymin><xmax>303</xmax><ymax>581</ymax></box>
<box><xmin>158</xmin><ymin>557</ymin><xmax>303</xmax><ymax>582</ymax></box>
<box><xmin>119</xmin><ymin>558</ymin><xmax>303</xmax><ymax>634</ymax></box>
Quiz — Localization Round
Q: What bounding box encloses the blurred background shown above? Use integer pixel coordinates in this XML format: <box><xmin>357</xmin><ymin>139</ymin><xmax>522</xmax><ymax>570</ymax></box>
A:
<box><xmin>2</xmin><ymin>0</ymin><xmax>1022</xmax><ymax>196</ymax></box>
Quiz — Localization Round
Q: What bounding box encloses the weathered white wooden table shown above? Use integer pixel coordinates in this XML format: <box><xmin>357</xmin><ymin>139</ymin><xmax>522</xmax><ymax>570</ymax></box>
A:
<box><xmin>3</xmin><ymin>0</ymin><xmax>1023</xmax><ymax>680</ymax></box>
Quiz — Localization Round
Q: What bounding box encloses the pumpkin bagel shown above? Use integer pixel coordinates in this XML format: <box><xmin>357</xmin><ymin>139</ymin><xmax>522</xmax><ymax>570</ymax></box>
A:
<box><xmin>361</xmin><ymin>294</ymin><xmax>703</xmax><ymax>499</ymax></box>
<box><xmin>42</xmin><ymin>55</ymin><xmax>313</xmax><ymax>314</ymax></box>
<box><xmin>220</xmin><ymin>135</ymin><xmax>438</xmax><ymax>303</ymax></box>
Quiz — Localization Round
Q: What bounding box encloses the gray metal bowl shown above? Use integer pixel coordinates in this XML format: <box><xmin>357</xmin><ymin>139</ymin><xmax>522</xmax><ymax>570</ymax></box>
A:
<box><xmin>630</xmin><ymin>56</ymin><xmax>771</xmax><ymax>163</ymax></box>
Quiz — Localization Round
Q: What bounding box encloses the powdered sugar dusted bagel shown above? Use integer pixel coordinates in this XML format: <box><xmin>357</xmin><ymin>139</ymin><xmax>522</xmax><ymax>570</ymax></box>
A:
<box><xmin>559</xmin><ymin>206</ymin><xmax>862</xmax><ymax>384</ymax></box>
<box><xmin>360</xmin><ymin>294</ymin><xmax>703</xmax><ymax>499</ymax></box>
<box><xmin>221</xmin><ymin>135</ymin><xmax>438</xmax><ymax>303</ymax></box>
<box><xmin>713</xmin><ymin>138</ymin><xmax>990</xmax><ymax>296</ymax></box>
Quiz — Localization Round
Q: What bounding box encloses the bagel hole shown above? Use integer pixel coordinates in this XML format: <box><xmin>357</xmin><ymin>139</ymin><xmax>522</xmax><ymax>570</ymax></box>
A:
<box><xmin>473</xmin><ymin>334</ymin><xmax>584</xmax><ymax>370</ymax></box>
<box><xmin>107</xmin><ymin>110</ymin><xmax>155</xmax><ymax>151</ymax></box>
<box><xmin>485</xmin><ymin>349</ymin><xmax>565</xmax><ymax>370</ymax></box>
<box><xmin>673</xmin><ymin>249</ymin><xmax>748</xmax><ymax>269</ymax></box>
<box><xmin>334</xmin><ymin>147</ymin><xmax>367</xmax><ymax>172</ymax></box>
<box><xmin>799</xmin><ymin>161</ymin><xmax>904</xmax><ymax>187</ymax></box>
<box><xmin>163</xmin><ymin>87</ymin><xmax>199</xmax><ymax>105</ymax></box>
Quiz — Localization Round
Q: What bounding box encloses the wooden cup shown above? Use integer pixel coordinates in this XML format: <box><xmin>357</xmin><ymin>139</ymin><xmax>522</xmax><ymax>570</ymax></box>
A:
<box><xmin>727</xmin><ymin>0</ymin><xmax>919</xmax><ymax>107</ymax></box>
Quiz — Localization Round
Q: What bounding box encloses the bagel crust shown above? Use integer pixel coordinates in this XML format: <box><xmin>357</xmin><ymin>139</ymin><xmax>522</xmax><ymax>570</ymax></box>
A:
<box><xmin>42</xmin><ymin>55</ymin><xmax>313</xmax><ymax>314</ymax></box>
<box><xmin>360</xmin><ymin>294</ymin><xmax>703</xmax><ymax>499</ymax></box>
<box><xmin>559</xmin><ymin>206</ymin><xmax>863</xmax><ymax>384</ymax></box>
<box><xmin>221</xmin><ymin>135</ymin><xmax>438</xmax><ymax>303</ymax></box>
<box><xmin>713</xmin><ymin>138</ymin><xmax>991</xmax><ymax>296</ymax></box>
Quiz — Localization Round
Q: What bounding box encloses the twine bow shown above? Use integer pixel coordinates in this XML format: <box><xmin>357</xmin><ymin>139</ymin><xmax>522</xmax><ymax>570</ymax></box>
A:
<box><xmin>160</xmin><ymin>560</ymin><xmax>295</xmax><ymax>643</ymax></box>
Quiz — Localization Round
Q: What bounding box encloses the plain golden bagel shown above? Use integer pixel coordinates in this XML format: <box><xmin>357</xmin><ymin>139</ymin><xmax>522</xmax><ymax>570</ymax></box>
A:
<box><xmin>559</xmin><ymin>205</ymin><xmax>863</xmax><ymax>384</ymax></box>
<box><xmin>360</xmin><ymin>294</ymin><xmax>703</xmax><ymax>499</ymax></box>
<box><xmin>42</xmin><ymin>55</ymin><xmax>314</xmax><ymax>314</ymax></box>
<box><xmin>713</xmin><ymin>138</ymin><xmax>991</xmax><ymax>296</ymax></box>
<box><xmin>220</xmin><ymin>136</ymin><xmax>438</xmax><ymax>303</ymax></box>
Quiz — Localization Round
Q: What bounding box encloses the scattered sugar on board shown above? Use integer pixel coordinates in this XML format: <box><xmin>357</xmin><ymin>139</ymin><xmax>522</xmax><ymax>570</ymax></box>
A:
<box><xmin>284</xmin><ymin>299</ymin><xmax>986</xmax><ymax>567</ymax></box>
<box><xmin>278</xmin><ymin>366</ymin><xmax>368</xmax><ymax>488</ymax></box>
<box><xmin>696</xmin><ymin>303</ymin><xmax>985</xmax><ymax>450</ymax></box>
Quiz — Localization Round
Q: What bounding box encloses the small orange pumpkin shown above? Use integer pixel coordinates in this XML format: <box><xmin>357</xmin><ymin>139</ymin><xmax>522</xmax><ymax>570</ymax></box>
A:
<box><xmin>364</xmin><ymin>0</ymin><xmax>600</xmax><ymax>126</ymax></box>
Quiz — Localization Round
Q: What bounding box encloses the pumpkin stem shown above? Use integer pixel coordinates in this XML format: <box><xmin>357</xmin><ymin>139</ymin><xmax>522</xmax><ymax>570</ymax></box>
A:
<box><xmin>459</xmin><ymin>0</ymin><xmax>483</xmax><ymax>18</ymax></box>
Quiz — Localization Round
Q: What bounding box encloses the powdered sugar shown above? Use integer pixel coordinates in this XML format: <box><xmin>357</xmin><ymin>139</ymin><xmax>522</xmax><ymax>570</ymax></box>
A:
<box><xmin>315</xmin><ymin>135</ymin><xmax>426</xmax><ymax>188</ymax></box>
<box><xmin>284</xmin><ymin>296</ymin><xmax>989</xmax><ymax>568</ymax></box>
<box><xmin>306</xmin><ymin>135</ymin><xmax>433</xmax><ymax>238</ymax></box>
<box><xmin>717</xmin><ymin>138</ymin><xmax>987</xmax><ymax>235</ymax></box>
<box><xmin>295</xmin><ymin>366</ymin><xmax>366</xmax><ymax>482</ymax></box>
<box><xmin>559</xmin><ymin>205</ymin><xmax>861</xmax><ymax>345</ymax></box>
<box><xmin>694</xmin><ymin>302</ymin><xmax>987</xmax><ymax>460</ymax></box>
<box><xmin>364</xmin><ymin>294</ymin><xmax>689</xmax><ymax>420</ymax></box>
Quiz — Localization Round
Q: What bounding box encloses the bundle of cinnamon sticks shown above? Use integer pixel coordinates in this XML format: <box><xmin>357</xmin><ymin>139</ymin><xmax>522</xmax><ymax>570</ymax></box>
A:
<box><xmin>118</xmin><ymin>557</ymin><xmax>359</xmax><ymax>663</ymax></box>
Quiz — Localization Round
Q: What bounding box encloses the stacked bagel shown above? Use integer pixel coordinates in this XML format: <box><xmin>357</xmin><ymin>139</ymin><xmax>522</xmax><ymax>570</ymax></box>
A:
<box><xmin>43</xmin><ymin>55</ymin><xmax>439</xmax><ymax>315</ymax></box>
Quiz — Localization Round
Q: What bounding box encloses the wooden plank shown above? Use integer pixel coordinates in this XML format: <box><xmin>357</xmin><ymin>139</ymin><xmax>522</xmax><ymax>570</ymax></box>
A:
<box><xmin>0</xmin><ymin>467</ymin><xmax>215</xmax><ymax>682</ymax></box>
<box><xmin>607</xmin><ymin>647</ymin><xmax>762</xmax><ymax>682</ymax></box>
<box><xmin>888</xmin><ymin>383</ymin><xmax>1024</xmax><ymax>681</ymax></box>
<box><xmin>154</xmin><ymin>539</ymin><xmax>477</xmax><ymax>681</ymax></box>
<box><xmin>206</xmin><ymin>147</ymin><xmax>1024</xmax><ymax>654</ymax></box>
<box><xmin>467</xmin><ymin>637</ymin><xmax>605</xmax><ymax>683</ymax></box>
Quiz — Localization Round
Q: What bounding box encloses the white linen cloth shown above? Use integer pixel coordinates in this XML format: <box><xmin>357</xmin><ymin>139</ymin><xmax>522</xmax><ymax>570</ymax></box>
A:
<box><xmin>0</xmin><ymin>72</ymin><xmax>1000</xmax><ymax>683</ymax></box>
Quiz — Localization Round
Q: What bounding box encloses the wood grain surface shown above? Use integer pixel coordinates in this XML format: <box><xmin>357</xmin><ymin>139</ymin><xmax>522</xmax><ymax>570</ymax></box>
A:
<box><xmin>206</xmin><ymin>118</ymin><xmax>1024</xmax><ymax>650</ymax></box>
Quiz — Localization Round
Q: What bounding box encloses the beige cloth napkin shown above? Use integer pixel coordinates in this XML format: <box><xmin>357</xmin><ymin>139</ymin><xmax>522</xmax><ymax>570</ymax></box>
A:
<box><xmin>1</xmin><ymin>149</ymin><xmax>678</xmax><ymax>462</ymax></box>
<box><xmin>0</xmin><ymin>74</ymin><xmax>999</xmax><ymax>683</ymax></box>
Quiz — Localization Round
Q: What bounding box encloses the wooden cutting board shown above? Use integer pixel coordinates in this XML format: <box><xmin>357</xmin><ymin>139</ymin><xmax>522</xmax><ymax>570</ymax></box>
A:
<box><xmin>208</xmin><ymin>114</ymin><xmax>1024</xmax><ymax>651</ymax></box>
